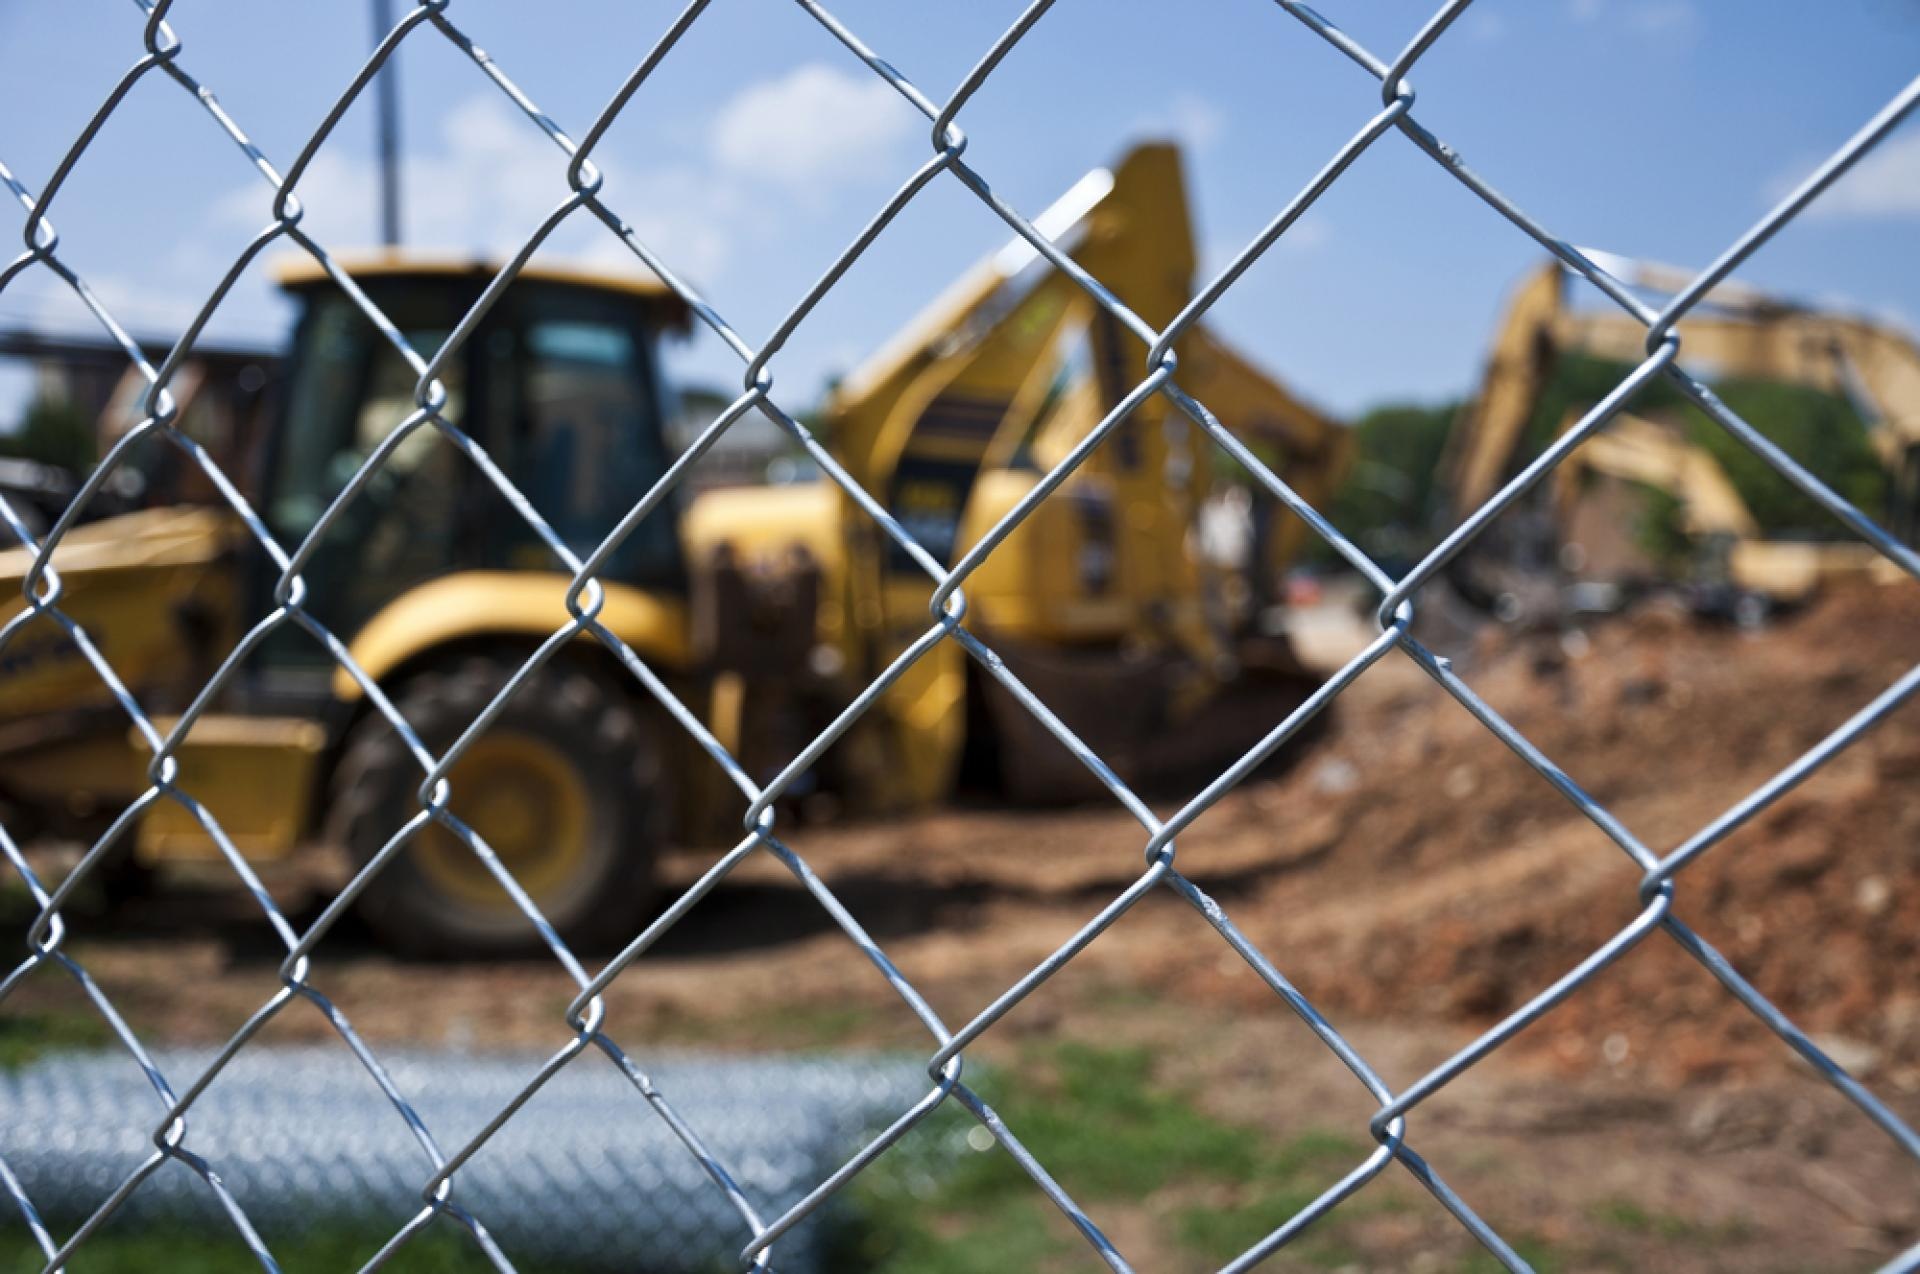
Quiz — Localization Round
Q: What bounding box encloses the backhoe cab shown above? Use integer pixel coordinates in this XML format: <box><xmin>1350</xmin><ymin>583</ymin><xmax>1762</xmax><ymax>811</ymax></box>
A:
<box><xmin>2</xmin><ymin>259</ymin><xmax>699</xmax><ymax>953</ymax></box>
<box><xmin>0</xmin><ymin>143</ymin><xmax>1347</xmax><ymax>955</ymax></box>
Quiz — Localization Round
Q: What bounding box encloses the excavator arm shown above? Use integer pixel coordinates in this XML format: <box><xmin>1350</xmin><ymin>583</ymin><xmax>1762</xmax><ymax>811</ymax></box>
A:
<box><xmin>1554</xmin><ymin>412</ymin><xmax>1759</xmax><ymax>541</ymax></box>
<box><xmin>825</xmin><ymin>142</ymin><xmax>1346</xmax><ymax>649</ymax></box>
<box><xmin>1447</xmin><ymin>256</ymin><xmax>1920</xmax><ymax>517</ymax></box>
<box><xmin>1442</xmin><ymin>262</ymin><xmax>1567</xmax><ymax>520</ymax></box>
<box><xmin>810</xmin><ymin>142</ymin><xmax>1346</xmax><ymax>803</ymax></box>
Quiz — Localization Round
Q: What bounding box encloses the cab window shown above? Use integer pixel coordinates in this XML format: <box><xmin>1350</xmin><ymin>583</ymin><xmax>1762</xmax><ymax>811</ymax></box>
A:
<box><xmin>488</xmin><ymin>283</ymin><xmax>682</xmax><ymax>587</ymax></box>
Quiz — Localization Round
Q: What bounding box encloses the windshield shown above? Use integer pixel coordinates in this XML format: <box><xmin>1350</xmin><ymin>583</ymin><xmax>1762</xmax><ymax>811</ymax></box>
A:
<box><xmin>261</xmin><ymin>276</ymin><xmax>681</xmax><ymax>668</ymax></box>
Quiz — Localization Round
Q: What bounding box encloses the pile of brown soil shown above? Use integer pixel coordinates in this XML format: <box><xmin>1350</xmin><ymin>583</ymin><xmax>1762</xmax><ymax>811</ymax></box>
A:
<box><xmin>1167</xmin><ymin>583</ymin><xmax>1920</xmax><ymax>1086</ymax></box>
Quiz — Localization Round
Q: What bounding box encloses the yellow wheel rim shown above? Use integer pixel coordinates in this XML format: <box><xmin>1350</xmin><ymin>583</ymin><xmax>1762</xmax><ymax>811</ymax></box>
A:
<box><xmin>414</xmin><ymin>732</ymin><xmax>592</xmax><ymax>912</ymax></box>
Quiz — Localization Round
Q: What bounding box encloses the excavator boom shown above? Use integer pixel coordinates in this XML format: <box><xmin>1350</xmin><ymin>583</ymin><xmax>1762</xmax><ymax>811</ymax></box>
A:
<box><xmin>1449</xmin><ymin>258</ymin><xmax>1920</xmax><ymax>512</ymax></box>
<box><xmin>813</xmin><ymin>142</ymin><xmax>1347</xmax><ymax>798</ymax></box>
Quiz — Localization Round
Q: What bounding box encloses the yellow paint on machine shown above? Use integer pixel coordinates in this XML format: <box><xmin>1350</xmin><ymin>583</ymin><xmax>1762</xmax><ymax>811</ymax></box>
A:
<box><xmin>133</xmin><ymin>715</ymin><xmax>326</xmax><ymax>863</ymax></box>
<box><xmin>0</xmin><ymin>507</ymin><xmax>237</xmax><ymax>719</ymax></box>
<box><xmin>331</xmin><ymin>571</ymin><xmax>694</xmax><ymax>701</ymax></box>
<box><xmin>0</xmin><ymin>142</ymin><xmax>1350</xmax><ymax>889</ymax></box>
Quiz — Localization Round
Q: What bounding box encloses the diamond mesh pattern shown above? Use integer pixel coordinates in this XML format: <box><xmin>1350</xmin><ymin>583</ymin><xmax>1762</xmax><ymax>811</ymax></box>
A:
<box><xmin>2</xmin><ymin>2</ymin><xmax>1917</xmax><ymax>1271</ymax></box>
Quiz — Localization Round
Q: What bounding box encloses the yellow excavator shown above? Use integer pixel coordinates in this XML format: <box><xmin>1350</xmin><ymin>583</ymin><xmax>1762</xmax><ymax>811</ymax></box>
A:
<box><xmin>0</xmin><ymin>143</ymin><xmax>1346</xmax><ymax>954</ymax></box>
<box><xmin>1439</xmin><ymin>254</ymin><xmax>1920</xmax><ymax>624</ymax></box>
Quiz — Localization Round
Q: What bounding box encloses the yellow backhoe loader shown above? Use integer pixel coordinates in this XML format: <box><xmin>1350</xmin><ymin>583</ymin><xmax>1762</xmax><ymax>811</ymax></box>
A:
<box><xmin>1439</xmin><ymin>255</ymin><xmax>1920</xmax><ymax>624</ymax></box>
<box><xmin>0</xmin><ymin>143</ymin><xmax>1346</xmax><ymax>954</ymax></box>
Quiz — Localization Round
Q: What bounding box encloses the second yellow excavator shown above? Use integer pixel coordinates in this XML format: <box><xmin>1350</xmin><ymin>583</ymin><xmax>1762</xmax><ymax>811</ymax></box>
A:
<box><xmin>1439</xmin><ymin>254</ymin><xmax>1920</xmax><ymax>623</ymax></box>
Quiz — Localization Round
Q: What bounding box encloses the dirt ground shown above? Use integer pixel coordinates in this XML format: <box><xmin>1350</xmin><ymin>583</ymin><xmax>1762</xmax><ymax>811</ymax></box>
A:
<box><xmin>7</xmin><ymin>581</ymin><xmax>1920</xmax><ymax>1271</ymax></box>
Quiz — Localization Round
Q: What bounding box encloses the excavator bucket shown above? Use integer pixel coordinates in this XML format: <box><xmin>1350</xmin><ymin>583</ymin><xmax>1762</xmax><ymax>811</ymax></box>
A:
<box><xmin>973</xmin><ymin>629</ymin><xmax>1326</xmax><ymax>804</ymax></box>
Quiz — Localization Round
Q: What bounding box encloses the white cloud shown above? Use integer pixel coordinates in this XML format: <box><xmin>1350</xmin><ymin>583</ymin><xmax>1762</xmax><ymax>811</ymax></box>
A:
<box><xmin>1199</xmin><ymin>215</ymin><xmax>1329</xmax><ymax>278</ymax></box>
<box><xmin>1277</xmin><ymin>215</ymin><xmax>1331</xmax><ymax>254</ymax></box>
<box><xmin>1780</xmin><ymin>128</ymin><xmax>1920</xmax><ymax>220</ymax></box>
<box><xmin>1168</xmin><ymin>94</ymin><xmax>1226</xmax><ymax>152</ymax></box>
<box><xmin>1129</xmin><ymin>93</ymin><xmax>1227</xmax><ymax>153</ymax></box>
<box><xmin>710</xmin><ymin>63</ymin><xmax>916</xmax><ymax>189</ymax></box>
<box><xmin>209</xmin><ymin>69</ymin><xmax>918</xmax><ymax>286</ymax></box>
<box><xmin>211</xmin><ymin>95</ymin><xmax>736</xmax><ymax>284</ymax></box>
<box><xmin>1568</xmin><ymin>0</ymin><xmax>1699</xmax><ymax>41</ymax></box>
<box><xmin>1629</xmin><ymin>0</ymin><xmax>1700</xmax><ymax>37</ymax></box>
<box><xmin>8</xmin><ymin>269</ymin><xmax>212</xmax><ymax>342</ymax></box>
<box><xmin>1462</xmin><ymin>11</ymin><xmax>1509</xmax><ymax>44</ymax></box>
<box><xmin>35</xmin><ymin>68</ymin><xmax>920</xmax><ymax>359</ymax></box>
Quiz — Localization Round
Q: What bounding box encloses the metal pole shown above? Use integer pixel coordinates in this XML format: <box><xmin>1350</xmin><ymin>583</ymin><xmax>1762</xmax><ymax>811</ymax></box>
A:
<box><xmin>371</xmin><ymin>0</ymin><xmax>401</xmax><ymax>248</ymax></box>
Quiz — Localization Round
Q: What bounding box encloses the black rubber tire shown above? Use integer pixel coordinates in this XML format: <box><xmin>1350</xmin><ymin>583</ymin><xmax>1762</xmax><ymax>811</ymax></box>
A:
<box><xmin>329</xmin><ymin>655</ymin><xmax>664</xmax><ymax>958</ymax></box>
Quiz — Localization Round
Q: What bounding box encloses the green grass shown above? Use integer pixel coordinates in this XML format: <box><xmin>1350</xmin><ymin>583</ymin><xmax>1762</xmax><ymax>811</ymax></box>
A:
<box><xmin>940</xmin><ymin>1043</ymin><xmax>1267</xmax><ymax>1204</ymax></box>
<box><xmin>0</xmin><ymin>876</ymin><xmax>35</xmax><ymax>928</ymax></box>
<box><xmin>1</xmin><ymin>1221</ymin><xmax>510</xmax><ymax>1273</ymax></box>
<box><xmin>1455</xmin><ymin>1235</ymin><xmax>1560</xmax><ymax>1274</ymax></box>
<box><xmin>712</xmin><ymin>1000</ymin><xmax>890</xmax><ymax>1049</ymax></box>
<box><xmin>631</xmin><ymin>997</ymin><xmax>895</xmax><ymax>1052</ymax></box>
<box><xmin>1176</xmin><ymin>1195</ymin><xmax>1359</xmax><ymax>1269</ymax></box>
<box><xmin>1172</xmin><ymin>1127</ymin><xmax>1377</xmax><ymax>1268</ymax></box>
<box><xmin>1588</xmin><ymin>1197</ymin><xmax>1752</xmax><ymax>1245</ymax></box>
<box><xmin>5</xmin><ymin>1041</ymin><xmax>1559</xmax><ymax>1273</ymax></box>
<box><xmin>1591</xmin><ymin>1198</ymin><xmax>1658</xmax><ymax>1233</ymax></box>
<box><xmin>830</xmin><ymin>1042</ymin><xmax>1385</xmax><ymax>1273</ymax></box>
<box><xmin>0</xmin><ymin>1009</ymin><xmax>111</xmax><ymax>1071</ymax></box>
<box><xmin>827</xmin><ymin>1193</ymin><xmax>1070</xmax><ymax>1274</ymax></box>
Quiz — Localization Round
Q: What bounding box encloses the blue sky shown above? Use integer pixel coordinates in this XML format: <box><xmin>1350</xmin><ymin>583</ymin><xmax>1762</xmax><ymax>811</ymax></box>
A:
<box><xmin>1</xmin><ymin>0</ymin><xmax>1916</xmax><ymax>421</ymax></box>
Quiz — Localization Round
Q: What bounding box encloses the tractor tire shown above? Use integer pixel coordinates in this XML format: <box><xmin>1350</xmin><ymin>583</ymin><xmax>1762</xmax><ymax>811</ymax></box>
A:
<box><xmin>330</xmin><ymin>655</ymin><xmax>664</xmax><ymax>959</ymax></box>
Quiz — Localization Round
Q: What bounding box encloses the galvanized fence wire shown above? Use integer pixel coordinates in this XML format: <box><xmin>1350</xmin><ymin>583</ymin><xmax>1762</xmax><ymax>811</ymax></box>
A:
<box><xmin>0</xmin><ymin>0</ymin><xmax>1917</xmax><ymax>1270</ymax></box>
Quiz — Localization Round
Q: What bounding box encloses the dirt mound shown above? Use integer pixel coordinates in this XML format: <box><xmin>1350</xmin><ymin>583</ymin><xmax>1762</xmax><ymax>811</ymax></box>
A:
<box><xmin>1167</xmin><ymin>583</ymin><xmax>1920</xmax><ymax>1085</ymax></box>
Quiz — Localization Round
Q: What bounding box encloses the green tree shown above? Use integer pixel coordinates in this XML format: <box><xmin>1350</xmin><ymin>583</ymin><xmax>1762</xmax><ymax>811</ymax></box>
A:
<box><xmin>1315</xmin><ymin>355</ymin><xmax>1883</xmax><ymax>576</ymax></box>
<box><xmin>1321</xmin><ymin>401</ymin><xmax>1458</xmax><ymax>566</ymax></box>
<box><xmin>0</xmin><ymin>395</ymin><xmax>96</xmax><ymax>472</ymax></box>
<box><xmin>1689</xmin><ymin>377</ymin><xmax>1880</xmax><ymax>536</ymax></box>
<box><xmin>1526</xmin><ymin>357</ymin><xmax>1880</xmax><ymax>539</ymax></box>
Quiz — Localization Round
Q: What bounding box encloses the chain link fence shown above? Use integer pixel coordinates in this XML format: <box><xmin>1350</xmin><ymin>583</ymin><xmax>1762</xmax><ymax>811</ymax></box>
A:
<box><xmin>2</xmin><ymin>1</ymin><xmax>1918</xmax><ymax>1271</ymax></box>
